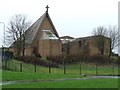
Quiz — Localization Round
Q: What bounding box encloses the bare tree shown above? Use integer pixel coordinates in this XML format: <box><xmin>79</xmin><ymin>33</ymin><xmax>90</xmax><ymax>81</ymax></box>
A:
<box><xmin>107</xmin><ymin>25</ymin><xmax>120</xmax><ymax>55</ymax></box>
<box><xmin>107</xmin><ymin>26</ymin><xmax>120</xmax><ymax>56</ymax></box>
<box><xmin>93</xmin><ymin>25</ymin><xmax>120</xmax><ymax>57</ymax></box>
<box><xmin>93</xmin><ymin>26</ymin><xmax>107</xmax><ymax>55</ymax></box>
<box><xmin>6</xmin><ymin>14</ymin><xmax>31</xmax><ymax>57</ymax></box>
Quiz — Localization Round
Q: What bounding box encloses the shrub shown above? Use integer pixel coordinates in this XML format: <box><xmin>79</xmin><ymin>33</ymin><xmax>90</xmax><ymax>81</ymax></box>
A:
<box><xmin>18</xmin><ymin>56</ymin><xmax>59</xmax><ymax>68</ymax></box>
<box><xmin>88</xmin><ymin>55</ymin><xmax>110</xmax><ymax>64</ymax></box>
<box><xmin>47</xmin><ymin>55</ymin><xmax>83</xmax><ymax>64</ymax></box>
<box><xmin>47</xmin><ymin>56</ymin><xmax>64</xmax><ymax>64</ymax></box>
<box><xmin>48</xmin><ymin>54</ymin><xmax>111</xmax><ymax>65</ymax></box>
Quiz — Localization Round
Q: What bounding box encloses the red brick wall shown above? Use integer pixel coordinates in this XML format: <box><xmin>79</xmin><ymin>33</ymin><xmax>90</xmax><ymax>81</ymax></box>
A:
<box><xmin>38</xmin><ymin>40</ymin><xmax>61</xmax><ymax>57</ymax></box>
<box><xmin>68</xmin><ymin>37</ymin><xmax>110</xmax><ymax>56</ymax></box>
<box><xmin>87</xmin><ymin>39</ymin><xmax>99</xmax><ymax>56</ymax></box>
<box><xmin>69</xmin><ymin>43</ymin><xmax>80</xmax><ymax>55</ymax></box>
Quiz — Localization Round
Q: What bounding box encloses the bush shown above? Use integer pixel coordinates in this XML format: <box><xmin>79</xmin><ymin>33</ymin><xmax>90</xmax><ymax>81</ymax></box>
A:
<box><xmin>18</xmin><ymin>56</ymin><xmax>59</xmax><ymax>68</ymax></box>
<box><xmin>87</xmin><ymin>55</ymin><xmax>110</xmax><ymax>64</ymax></box>
<box><xmin>48</xmin><ymin>55</ymin><xmax>111</xmax><ymax>65</ymax></box>
<box><xmin>18</xmin><ymin>54</ymin><xmax>115</xmax><ymax>66</ymax></box>
<box><xmin>47</xmin><ymin>56</ymin><xmax>64</xmax><ymax>64</ymax></box>
<box><xmin>47</xmin><ymin>55</ymin><xmax>83</xmax><ymax>64</ymax></box>
<box><xmin>109</xmin><ymin>56</ymin><xmax>119</xmax><ymax>64</ymax></box>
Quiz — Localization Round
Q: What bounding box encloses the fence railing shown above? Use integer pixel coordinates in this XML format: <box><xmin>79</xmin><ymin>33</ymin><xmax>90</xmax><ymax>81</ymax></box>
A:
<box><xmin>2</xmin><ymin>60</ymin><xmax>119</xmax><ymax>76</ymax></box>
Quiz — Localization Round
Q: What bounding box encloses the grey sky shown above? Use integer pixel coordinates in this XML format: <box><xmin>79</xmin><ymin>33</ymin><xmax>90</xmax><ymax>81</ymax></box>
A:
<box><xmin>0</xmin><ymin>0</ymin><xmax>119</xmax><ymax>52</ymax></box>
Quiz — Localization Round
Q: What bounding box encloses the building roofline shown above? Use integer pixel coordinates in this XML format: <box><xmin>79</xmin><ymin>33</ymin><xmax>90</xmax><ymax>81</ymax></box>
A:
<box><xmin>76</xmin><ymin>35</ymin><xmax>110</xmax><ymax>40</ymax></box>
<box><xmin>60</xmin><ymin>36</ymin><xmax>74</xmax><ymax>39</ymax></box>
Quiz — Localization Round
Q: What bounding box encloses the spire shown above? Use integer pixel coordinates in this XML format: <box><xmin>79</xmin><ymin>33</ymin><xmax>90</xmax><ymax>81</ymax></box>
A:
<box><xmin>46</xmin><ymin>5</ymin><xmax>49</xmax><ymax>13</ymax></box>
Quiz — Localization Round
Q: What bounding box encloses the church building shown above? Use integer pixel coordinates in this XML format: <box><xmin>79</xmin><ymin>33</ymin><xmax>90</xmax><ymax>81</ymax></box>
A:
<box><xmin>10</xmin><ymin>5</ymin><xmax>62</xmax><ymax>57</ymax></box>
<box><xmin>9</xmin><ymin>6</ymin><xmax>111</xmax><ymax>58</ymax></box>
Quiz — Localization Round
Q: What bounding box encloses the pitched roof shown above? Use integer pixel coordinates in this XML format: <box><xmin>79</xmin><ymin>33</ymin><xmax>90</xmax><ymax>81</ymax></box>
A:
<box><xmin>60</xmin><ymin>36</ymin><xmax>74</xmax><ymax>39</ymax></box>
<box><xmin>75</xmin><ymin>35</ymin><xmax>110</xmax><ymax>41</ymax></box>
<box><xmin>25</xmin><ymin>13</ymin><xmax>46</xmax><ymax>45</ymax></box>
<box><xmin>25</xmin><ymin>12</ymin><xmax>59</xmax><ymax>46</ymax></box>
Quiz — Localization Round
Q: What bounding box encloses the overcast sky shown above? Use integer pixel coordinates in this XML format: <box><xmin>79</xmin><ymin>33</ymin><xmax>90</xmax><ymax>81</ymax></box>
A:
<box><xmin>0</xmin><ymin>0</ymin><xmax>119</xmax><ymax>53</ymax></box>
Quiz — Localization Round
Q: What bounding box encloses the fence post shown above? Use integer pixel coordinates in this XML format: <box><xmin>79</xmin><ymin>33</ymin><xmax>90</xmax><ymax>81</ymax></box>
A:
<box><xmin>49</xmin><ymin>66</ymin><xmax>51</xmax><ymax>74</ymax></box>
<box><xmin>64</xmin><ymin>61</ymin><xmax>66</xmax><ymax>74</ymax></box>
<box><xmin>8</xmin><ymin>62</ymin><xmax>10</xmax><ymax>69</ymax></box>
<box><xmin>20</xmin><ymin>63</ymin><xmax>22</xmax><ymax>72</ymax></box>
<box><xmin>96</xmin><ymin>63</ymin><xmax>98</xmax><ymax>76</ymax></box>
<box><xmin>2</xmin><ymin>60</ymin><xmax>4</xmax><ymax>68</ymax></box>
<box><xmin>118</xmin><ymin>58</ymin><xmax>120</xmax><ymax>76</ymax></box>
<box><xmin>5</xmin><ymin>60</ymin><xmax>7</xmax><ymax>69</ymax></box>
<box><xmin>15</xmin><ymin>66</ymin><xmax>17</xmax><ymax>71</ymax></box>
<box><xmin>80</xmin><ymin>62</ymin><xmax>81</xmax><ymax>75</ymax></box>
<box><xmin>112</xmin><ymin>64</ymin><xmax>114</xmax><ymax>76</ymax></box>
<box><xmin>35</xmin><ymin>64</ymin><xmax>36</xmax><ymax>72</ymax></box>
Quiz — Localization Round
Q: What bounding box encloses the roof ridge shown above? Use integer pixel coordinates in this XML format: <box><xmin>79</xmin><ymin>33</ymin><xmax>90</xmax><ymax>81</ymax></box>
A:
<box><xmin>25</xmin><ymin>12</ymin><xmax>47</xmax><ymax>45</ymax></box>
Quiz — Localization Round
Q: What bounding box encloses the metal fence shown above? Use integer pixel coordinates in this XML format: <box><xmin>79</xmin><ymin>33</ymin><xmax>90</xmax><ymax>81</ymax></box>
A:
<box><xmin>2</xmin><ymin>60</ymin><xmax>119</xmax><ymax>76</ymax></box>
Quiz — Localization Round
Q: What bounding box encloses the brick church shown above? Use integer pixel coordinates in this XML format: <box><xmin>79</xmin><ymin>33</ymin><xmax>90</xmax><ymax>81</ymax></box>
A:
<box><xmin>9</xmin><ymin>6</ymin><xmax>110</xmax><ymax>58</ymax></box>
<box><xmin>10</xmin><ymin>5</ymin><xmax>62</xmax><ymax>57</ymax></box>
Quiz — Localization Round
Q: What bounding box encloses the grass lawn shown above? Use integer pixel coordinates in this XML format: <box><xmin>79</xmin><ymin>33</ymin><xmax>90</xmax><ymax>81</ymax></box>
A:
<box><xmin>2</xmin><ymin>59</ymin><xmax>119</xmax><ymax>88</ymax></box>
<box><xmin>2</xmin><ymin>70</ymin><xmax>81</xmax><ymax>81</ymax></box>
<box><xmin>0</xmin><ymin>69</ymin><xmax>2</xmax><ymax>90</ymax></box>
<box><xmin>2</xmin><ymin>78</ymin><xmax>119</xmax><ymax>88</ymax></box>
<box><xmin>2</xmin><ymin>59</ymin><xmax>119</xmax><ymax>76</ymax></box>
<box><xmin>0</xmin><ymin>69</ymin><xmax>2</xmax><ymax>81</ymax></box>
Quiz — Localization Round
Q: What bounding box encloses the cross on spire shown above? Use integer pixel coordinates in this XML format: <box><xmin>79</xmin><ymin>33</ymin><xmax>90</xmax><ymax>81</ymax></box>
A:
<box><xmin>46</xmin><ymin>5</ymin><xmax>49</xmax><ymax>13</ymax></box>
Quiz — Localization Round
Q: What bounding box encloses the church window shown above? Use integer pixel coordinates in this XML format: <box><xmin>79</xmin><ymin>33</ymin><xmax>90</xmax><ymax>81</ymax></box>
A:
<box><xmin>42</xmin><ymin>30</ymin><xmax>58</xmax><ymax>39</ymax></box>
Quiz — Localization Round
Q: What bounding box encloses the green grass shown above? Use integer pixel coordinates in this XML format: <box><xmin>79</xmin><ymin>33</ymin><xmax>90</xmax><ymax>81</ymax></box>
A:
<box><xmin>2</xmin><ymin>59</ymin><xmax>119</xmax><ymax>76</ymax></box>
<box><xmin>2</xmin><ymin>78</ymin><xmax>119</xmax><ymax>88</ymax></box>
<box><xmin>0</xmin><ymin>69</ymin><xmax>2</xmax><ymax>90</ymax></box>
<box><xmin>3</xmin><ymin>60</ymin><xmax>64</xmax><ymax>74</ymax></box>
<box><xmin>65</xmin><ymin>63</ymin><xmax>119</xmax><ymax>75</ymax></box>
<box><xmin>0</xmin><ymin>69</ymin><xmax>2</xmax><ymax>82</ymax></box>
<box><xmin>2</xmin><ymin>70</ymin><xmax>81</xmax><ymax>81</ymax></box>
<box><xmin>2</xmin><ymin>60</ymin><xmax>119</xmax><ymax>88</ymax></box>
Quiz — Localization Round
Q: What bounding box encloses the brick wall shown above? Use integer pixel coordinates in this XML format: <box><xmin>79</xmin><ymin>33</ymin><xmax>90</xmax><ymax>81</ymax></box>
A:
<box><xmin>38</xmin><ymin>40</ymin><xmax>61</xmax><ymax>57</ymax></box>
<box><xmin>66</xmin><ymin>36</ymin><xmax>110</xmax><ymax>56</ymax></box>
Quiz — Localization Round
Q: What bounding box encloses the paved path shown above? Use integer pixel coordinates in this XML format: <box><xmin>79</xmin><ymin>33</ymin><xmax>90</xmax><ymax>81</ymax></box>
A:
<box><xmin>1</xmin><ymin>76</ymin><xmax>120</xmax><ymax>85</ymax></box>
